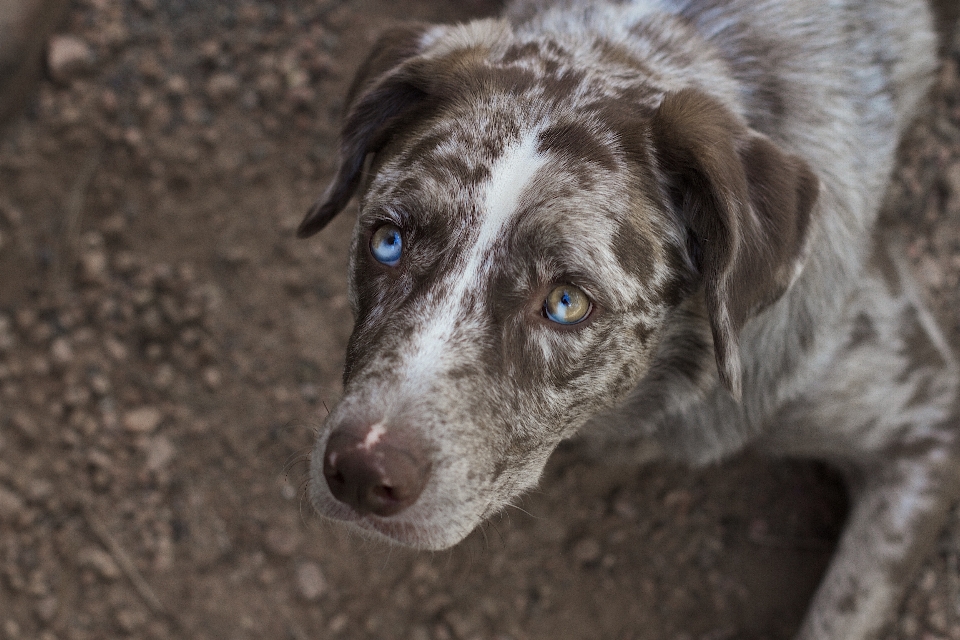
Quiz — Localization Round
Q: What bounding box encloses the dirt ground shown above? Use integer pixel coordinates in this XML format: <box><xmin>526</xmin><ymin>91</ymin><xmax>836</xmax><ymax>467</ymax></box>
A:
<box><xmin>1</xmin><ymin>1</ymin><xmax>959</xmax><ymax>639</ymax></box>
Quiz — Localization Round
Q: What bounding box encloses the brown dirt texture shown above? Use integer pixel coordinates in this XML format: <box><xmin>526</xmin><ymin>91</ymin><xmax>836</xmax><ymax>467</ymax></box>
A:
<box><xmin>1</xmin><ymin>1</ymin><xmax>959</xmax><ymax>639</ymax></box>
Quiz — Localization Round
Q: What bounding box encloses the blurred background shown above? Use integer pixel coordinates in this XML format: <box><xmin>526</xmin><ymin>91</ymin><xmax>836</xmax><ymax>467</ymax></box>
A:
<box><xmin>0</xmin><ymin>1</ymin><xmax>958</xmax><ymax>639</ymax></box>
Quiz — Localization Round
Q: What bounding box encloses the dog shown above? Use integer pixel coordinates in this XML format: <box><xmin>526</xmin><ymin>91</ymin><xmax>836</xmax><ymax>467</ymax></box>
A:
<box><xmin>295</xmin><ymin>1</ymin><xmax>960</xmax><ymax>637</ymax></box>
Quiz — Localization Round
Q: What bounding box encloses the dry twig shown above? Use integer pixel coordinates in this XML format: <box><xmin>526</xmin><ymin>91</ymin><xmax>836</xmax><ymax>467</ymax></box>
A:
<box><xmin>82</xmin><ymin>503</ymin><xmax>184</xmax><ymax>633</ymax></box>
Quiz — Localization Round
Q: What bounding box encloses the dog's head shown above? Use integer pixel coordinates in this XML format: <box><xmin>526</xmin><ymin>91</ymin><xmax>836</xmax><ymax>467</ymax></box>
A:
<box><xmin>299</xmin><ymin>20</ymin><xmax>819</xmax><ymax>548</ymax></box>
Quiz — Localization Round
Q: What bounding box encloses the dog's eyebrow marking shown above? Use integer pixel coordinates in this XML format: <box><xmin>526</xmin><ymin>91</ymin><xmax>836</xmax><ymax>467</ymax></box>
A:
<box><xmin>403</xmin><ymin>127</ymin><xmax>549</xmax><ymax>382</ymax></box>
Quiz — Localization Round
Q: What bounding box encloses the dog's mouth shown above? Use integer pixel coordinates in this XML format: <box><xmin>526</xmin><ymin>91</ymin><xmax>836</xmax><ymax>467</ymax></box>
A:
<box><xmin>326</xmin><ymin>506</ymin><xmax>440</xmax><ymax>546</ymax></box>
<box><xmin>308</xmin><ymin>454</ymin><xmax>490</xmax><ymax>549</ymax></box>
<box><xmin>313</xmin><ymin>494</ymin><xmax>488</xmax><ymax>550</ymax></box>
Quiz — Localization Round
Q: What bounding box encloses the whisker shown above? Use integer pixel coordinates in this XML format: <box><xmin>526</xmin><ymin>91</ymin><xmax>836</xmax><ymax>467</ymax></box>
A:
<box><xmin>489</xmin><ymin>518</ymin><xmax>506</xmax><ymax>547</ymax></box>
<box><xmin>478</xmin><ymin>521</ymin><xmax>490</xmax><ymax>551</ymax></box>
<box><xmin>505</xmin><ymin>501</ymin><xmax>536</xmax><ymax>519</ymax></box>
<box><xmin>297</xmin><ymin>479</ymin><xmax>312</xmax><ymax>525</ymax></box>
<box><xmin>281</xmin><ymin>449</ymin><xmax>312</xmax><ymax>474</ymax></box>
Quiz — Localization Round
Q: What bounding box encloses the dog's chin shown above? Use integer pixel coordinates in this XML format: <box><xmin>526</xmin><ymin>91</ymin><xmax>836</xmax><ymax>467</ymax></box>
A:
<box><xmin>307</xmin><ymin>475</ymin><xmax>481</xmax><ymax>550</ymax></box>
<box><xmin>333</xmin><ymin>515</ymin><xmax>473</xmax><ymax>550</ymax></box>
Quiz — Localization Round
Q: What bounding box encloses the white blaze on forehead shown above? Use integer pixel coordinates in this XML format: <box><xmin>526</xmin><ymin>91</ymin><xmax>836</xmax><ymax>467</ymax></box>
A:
<box><xmin>478</xmin><ymin>128</ymin><xmax>546</xmax><ymax>255</ymax></box>
<box><xmin>404</xmin><ymin>127</ymin><xmax>549</xmax><ymax>382</ymax></box>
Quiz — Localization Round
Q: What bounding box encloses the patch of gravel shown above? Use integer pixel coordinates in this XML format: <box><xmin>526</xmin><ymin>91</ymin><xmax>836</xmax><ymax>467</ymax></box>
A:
<box><xmin>0</xmin><ymin>1</ymin><xmax>957</xmax><ymax>640</ymax></box>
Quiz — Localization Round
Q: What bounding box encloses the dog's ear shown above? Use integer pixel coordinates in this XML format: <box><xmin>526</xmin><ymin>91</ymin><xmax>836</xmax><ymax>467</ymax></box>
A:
<box><xmin>650</xmin><ymin>88</ymin><xmax>819</xmax><ymax>399</ymax></box>
<box><xmin>297</xmin><ymin>23</ymin><xmax>439</xmax><ymax>238</ymax></box>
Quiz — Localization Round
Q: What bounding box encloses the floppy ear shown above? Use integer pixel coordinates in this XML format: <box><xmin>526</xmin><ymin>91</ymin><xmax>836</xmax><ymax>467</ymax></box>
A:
<box><xmin>650</xmin><ymin>88</ymin><xmax>819</xmax><ymax>399</ymax></box>
<box><xmin>297</xmin><ymin>23</ymin><xmax>437</xmax><ymax>238</ymax></box>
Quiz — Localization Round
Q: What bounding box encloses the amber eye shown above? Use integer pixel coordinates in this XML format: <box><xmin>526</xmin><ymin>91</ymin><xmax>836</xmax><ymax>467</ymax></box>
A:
<box><xmin>544</xmin><ymin>284</ymin><xmax>591</xmax><ymax>325</ymax></box>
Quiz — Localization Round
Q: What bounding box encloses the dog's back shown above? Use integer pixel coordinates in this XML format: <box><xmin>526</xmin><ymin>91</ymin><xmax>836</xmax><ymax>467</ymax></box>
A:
<box><xmin>542</xmin><ymin>0</ymin><xmax>944</xmax><ymax>462</ymax></box>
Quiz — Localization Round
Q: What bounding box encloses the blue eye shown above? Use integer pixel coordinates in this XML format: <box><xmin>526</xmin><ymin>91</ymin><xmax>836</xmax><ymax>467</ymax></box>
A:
<box><xmin>370</xmin><ymin>223</ymin><xmax>403</xmax><ymax>266</ymax></box>
<box><xmin>544</xmin><ymin>284</ymin><xmax>591</xmax><ymax>325</ymax></box>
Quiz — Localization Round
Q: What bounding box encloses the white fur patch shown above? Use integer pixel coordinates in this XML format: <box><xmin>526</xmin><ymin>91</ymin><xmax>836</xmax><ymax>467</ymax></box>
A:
<box><xmin>404</xmin><ymin>127</ymin><xmax>549</xmax><ymax>383</ymax></box>
<box><xmin>360</xmin><ymin>423</ymin><xmax>386</xmax><ymax>450</ymax></box>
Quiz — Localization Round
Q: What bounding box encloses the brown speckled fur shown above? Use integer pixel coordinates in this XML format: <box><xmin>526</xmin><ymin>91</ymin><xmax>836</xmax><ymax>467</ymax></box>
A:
<box><xmin>298</xmin><ymin>2</ymin><xmax>959</xmax><ymax>638</ymax></box>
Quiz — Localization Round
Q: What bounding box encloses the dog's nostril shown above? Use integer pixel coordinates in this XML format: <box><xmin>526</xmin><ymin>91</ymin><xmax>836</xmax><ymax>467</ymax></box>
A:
<box><xmin>326</xmin><ymin>469</ymin><xmax>346</xmax><ymax>489</ymax></box>
<box><xmin>322</xmin><ymin>426</ymin><xmax>428</xmax><ymax>517</ymax></box>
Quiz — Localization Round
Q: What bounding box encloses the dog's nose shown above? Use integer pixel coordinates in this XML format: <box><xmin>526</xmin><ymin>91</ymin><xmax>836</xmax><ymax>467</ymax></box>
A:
<box><xmin>322</xmin><ymin>424</ymin><xmax>428</xmax><ymax>517</ymax></box>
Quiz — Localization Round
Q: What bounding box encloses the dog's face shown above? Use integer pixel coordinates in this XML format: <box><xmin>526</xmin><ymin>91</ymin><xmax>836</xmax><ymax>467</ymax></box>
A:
<box><xmin>299</xmin><ymin>21</ymin><xmax>818</xmax><ymax>549</ymax></box>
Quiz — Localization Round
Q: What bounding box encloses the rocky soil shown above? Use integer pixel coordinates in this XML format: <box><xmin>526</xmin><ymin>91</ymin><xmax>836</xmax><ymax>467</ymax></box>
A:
<box><xmin>0</xmin><ymin>1</ymin><xmax>958</xmax><ymax>639</ymax></box>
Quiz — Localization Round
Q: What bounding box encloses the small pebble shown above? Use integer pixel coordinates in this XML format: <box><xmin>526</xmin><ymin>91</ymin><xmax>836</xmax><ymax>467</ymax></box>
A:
<box><xmin>572</xmin><ymin>538</ymin><xmax>601</xmax><ymax>564</ymax></box>
<box><xmin>145</xmin><ymin>435</ymin><xmax>175</xmax><ymax>471</ymax></box>
<box><xmin>613</xmin><ymin>497</ymin><xmax>638</xmax><ymax>520</ymax></box>
<box><xmin>123</xmin><ymin>406</ymin><xmax>162</xmax><ymax>433</ymax></box>
<box><xmin>928</xmin><ymin>605</ymin><xmax>949</xmax><ymax>633</ymax></box>
<box><xmin>10</xmin><ymin>411</ymin><xmax>40</xmax><ymax>441</ymax></box>
<box><xmin>50</xmin><ymin>337</ymin><xmax>73</xmax><ymax>365</ymax></box>
<box><xmin>15</xmin><ymin>308</ymin><xmax>36</xmax><ymax>331</ymax></box>
<box><xmin>81</xmin><ymin>250</ymin><xmax>109</xmax><ymax>283</ymax></box>
<box><xmin>115</xmin><ymin>608</ymin><xmax>146</xmax><ymax>632</ymax></box>
<box><xmin>153</xmin><ymin>363</ymin><xmax>175</xmax><ymax>389</ymax></box>
<box><xmin>26</xmin><ymin>479</ymin><xmax>53</xmax><ymax>502</ymax></box>
<box><xmin>47</xmin><ymin>35</ymin><xmax>95</xmax><ymax>83</ymax></box>
<box><xmin>206</xmin><ymin>72</ymin><xmax>240</xmax><ymax>103</ymax></box>
<box><xmin>104</xmin><ymin>336</ymin><xmax>128</xmax><ymax>361</ymax></box>
<box><xmin>295</xmin><ymin>561</ymin><xmax>327</xmax><ymax>601</ymax></box>
<box><xmin>34</xmin><ymin>596</ymin><xmax>57</xmax><ymax>623</ymax></box>
<box><xmin>0</xmin><ymin>202</ymin><xmax>23</xmax><ymax>226</ymax></box>
<box><xmin>167</xmin><ymin>74</ymin><xmax>188</xmax><ymax>96</ymax></box>
<box><xmin>4</xmin><ymin>619</ymin><xmax>21</xmax><ymax>639</ymax></box>
<box><xmin>264</xmin><ymin>524</ymin><xmax>300</xmax><ymax>557</ymax></box>
<box><xmin>0</xmin><ymin>485</ymin><xmax>25</xmax><ymax>522</ymax></box>
<box><xmin>202</xmin><ymin>366</ymin><xmax>221</xmax><ymax>389</ymax></box>
<box><xmin>328</xmin><ymin>614</ymin><xmax>348</xmax><ymax>634</ymax></box>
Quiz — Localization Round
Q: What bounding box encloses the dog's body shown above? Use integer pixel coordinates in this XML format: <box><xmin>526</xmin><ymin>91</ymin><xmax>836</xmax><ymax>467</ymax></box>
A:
<box><xmin>297</xmin><ymin>1</ymin><xmax>960</xmax><ymax>638</ymax></box>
